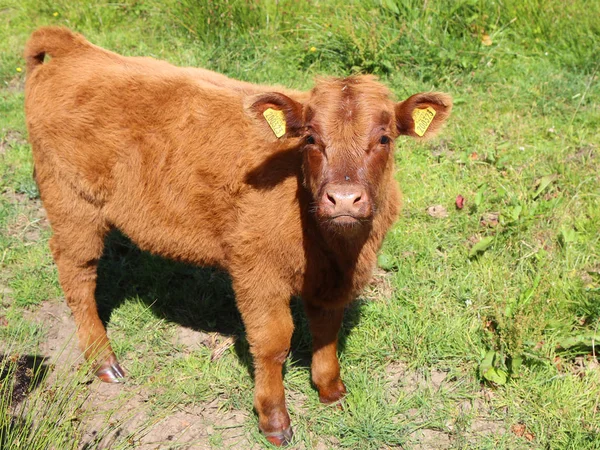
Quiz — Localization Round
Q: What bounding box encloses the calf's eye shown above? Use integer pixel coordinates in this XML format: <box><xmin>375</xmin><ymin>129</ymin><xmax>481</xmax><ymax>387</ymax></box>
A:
<box><xmin>380</xmin><ymin>136</ymin><xmax>390</xmax><ymax>145</ymax></box>
<box><xmin>306</xmin><ymin>135</ymin><xmax>315</xmax><ymax>145</ymax></box>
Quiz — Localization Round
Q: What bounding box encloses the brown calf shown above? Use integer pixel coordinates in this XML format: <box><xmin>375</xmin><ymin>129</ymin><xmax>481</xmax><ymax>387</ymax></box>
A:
<box><xmin>24</xmin><ymin>27</ymin><xmax>451</xmax><ymax>445</ymax></box>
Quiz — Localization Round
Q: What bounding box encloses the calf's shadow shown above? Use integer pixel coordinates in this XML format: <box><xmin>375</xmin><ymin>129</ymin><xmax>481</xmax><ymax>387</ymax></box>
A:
<box><xmin>94</xmin><ymin>230</ymin><xmax>364</xmax><ymax>382</ymax></box>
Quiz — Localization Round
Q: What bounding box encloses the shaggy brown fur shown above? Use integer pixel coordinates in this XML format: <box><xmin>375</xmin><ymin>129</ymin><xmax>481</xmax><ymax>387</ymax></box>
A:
<box><xmin>24</xmin><ymin>27</ymin><xmax>452</xmax><ymax>446</ymax></box>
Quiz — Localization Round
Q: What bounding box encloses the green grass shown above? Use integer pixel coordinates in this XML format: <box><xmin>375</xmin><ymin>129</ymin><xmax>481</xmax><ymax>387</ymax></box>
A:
<box><xmin>1</xmin><ymin>0</ymin><xmax>599</xmax><ymax>448</ymax></box>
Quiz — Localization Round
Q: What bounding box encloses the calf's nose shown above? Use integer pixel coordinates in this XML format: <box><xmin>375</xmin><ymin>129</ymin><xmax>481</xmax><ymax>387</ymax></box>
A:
<box><xmin>321</xmin><ymin>184</ymin><xmax>370</xmax><ymax>217</ymax></box>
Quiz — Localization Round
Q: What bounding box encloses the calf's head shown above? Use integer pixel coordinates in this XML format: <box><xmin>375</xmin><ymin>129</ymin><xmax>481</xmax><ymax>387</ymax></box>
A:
<box><xmin>248</xmin><ymin>76</ymin><xmax>452</xmax><ymax>235</ymax></box>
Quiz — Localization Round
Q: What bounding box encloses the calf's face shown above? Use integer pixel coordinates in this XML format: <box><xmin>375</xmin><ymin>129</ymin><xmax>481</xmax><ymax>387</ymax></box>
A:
<box><xmin>248</xmin><ymin>76</ymin><xmax>452</xmax><ymax>235</ymax></box>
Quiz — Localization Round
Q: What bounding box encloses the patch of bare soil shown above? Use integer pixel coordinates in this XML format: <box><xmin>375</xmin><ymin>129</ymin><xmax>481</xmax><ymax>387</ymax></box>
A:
<box><xmin>469</xmin><ymin>419</ymin><xmax>505</xmax><ymax>437</ymax></box>
<box><xmin>4</xmin><ymin>208</ymin><xmax>47</xmax><ymax>242</ymax></box>
<box><xmin>0</xmin><ymin>129</ymin><xmax>27</xmax><ymax>155</ymax></box>
<box><xmin>23</xmin><ymin>300</ymin><xmax>80</xmax><ymax>368</ymax></box>
<box><xmin>566</xmin><ymin>145</ymin><xmax>595</xmax><ymax>164</ymax></box>
<box><xmin>173</xmin><ymin>326</ymin><xmax>237</xmax><ymax>362</ymax></box>
<box><xmin>79</xmin><ymin>386</ymin><xmax>261</xmax><ymax>450</ymax></box>
<box><xmin>385</xmin><ymin>362</ymin><xmax>449</xmax><ymax>397</ymax></box>
<box><xmin>363</xmin><ymin>267</ymin><xmax>395</xmax><ymax>301</ymax></box>
<box><xmin>21</xmin><ymin>300</ymin><xmax>261</xmax><ymax>449</ymax></box>
<box><xmin>385</xmin><ymin>363</ymin><xmax>453</xmax><ymax>448</ymax></box>
<box><xmin>2</xmin><ymin>129</ymin><xmax>46</xmax><ymax>237</ymax></box>
<box><xmin>408</xmin><ymin>428</ymin><xmax>452</xmax><ymax>450</ymax></box>
<box><xmin>173</xmin><ymin>326</ymin><xmax>213</xmax><ymax>351</ymax></box>
<box><xmin>5</xmin><ymin>76</ymin><xmax>25</xmax><ymax>93</ymax></box>
<box><xmin>3</xmin><ymin>187</ymin><xmax>49</xmax><ymax>242</ymax></box>
<box><xmin>385</xmin><ymin>363</ymin><xmax>506</xmax><ymax>448</ymax></box>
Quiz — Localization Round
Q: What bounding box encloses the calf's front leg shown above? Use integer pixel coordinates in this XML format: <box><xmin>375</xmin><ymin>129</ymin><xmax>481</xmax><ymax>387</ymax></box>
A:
<box><xmin>304</xmin><ymin>304</ymin><xmax>347</xmax><ymax>404</ymax></box>
<box><xmin>235</xmin><ymin>289</ymin><xmax>294</xmax><ymax>446</ymax></box>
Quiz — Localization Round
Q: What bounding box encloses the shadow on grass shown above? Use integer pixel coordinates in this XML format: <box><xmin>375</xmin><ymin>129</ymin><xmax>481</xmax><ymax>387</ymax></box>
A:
<box><xmin>0</xmin><ymin>354</ymin><xmax>52</xmax><ymax>403</ymax></box>
<box><xmin>94</xmin><ymin>230</ymin><xmax>363</xmax><ymax>382</ymax></box>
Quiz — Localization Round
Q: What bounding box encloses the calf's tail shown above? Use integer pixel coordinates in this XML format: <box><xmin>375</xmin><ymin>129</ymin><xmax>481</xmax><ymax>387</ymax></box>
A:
<box><xmin>24</xmin><ymin>27</ymin><xmax>86</xmax><ymax>74</ymax></box>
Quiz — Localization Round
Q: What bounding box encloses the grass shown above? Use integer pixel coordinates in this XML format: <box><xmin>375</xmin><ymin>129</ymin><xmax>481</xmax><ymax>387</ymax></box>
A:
<box><xmin>1</xmin><ymin>0</ymin><xmax>599</xmax><ymax>448</ymax></box>
<box><xmin>0</xmin><ymin>331</ymin><xmax>163</xmax><ymax>449</ymax></box>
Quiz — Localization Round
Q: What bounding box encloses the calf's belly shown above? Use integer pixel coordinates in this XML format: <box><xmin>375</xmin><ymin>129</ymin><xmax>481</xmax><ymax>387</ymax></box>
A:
<box><xmin>103</xmin><ymin>189</ymin><xmax>228</xmax><ymax>267</ymax></box>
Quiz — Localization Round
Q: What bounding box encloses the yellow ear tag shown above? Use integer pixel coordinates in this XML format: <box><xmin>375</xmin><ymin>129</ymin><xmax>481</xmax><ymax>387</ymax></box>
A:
<box><xmin>412</xmin><ymin>106</ymin><xmax>436</xmax><ymax>137</ymax></box>
<box><xmin>263</xmin><ymin>108</ymin><xmax>286</xmax><ymax>138</ymax></box>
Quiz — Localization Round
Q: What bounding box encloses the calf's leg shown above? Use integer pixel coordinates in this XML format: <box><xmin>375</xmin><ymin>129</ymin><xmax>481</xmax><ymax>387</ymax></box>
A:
<box><xmin>50</xmin><ymin>232</ymin><xmax>124</xmax><ymax>382</ymax></box>
<box><xmin>37</xmin><ymin>170</ymin><xmax>122</xmax><ymax>382</ymax></box>
<box><xmin>235</xmin><ymin>290</ymin><xmax>294</xmax><ymax>446</ymax></box>
<box><xmin>305</xmin><ymin>304</ymin><xmax>347</xmax><ymax>404</ymax></box>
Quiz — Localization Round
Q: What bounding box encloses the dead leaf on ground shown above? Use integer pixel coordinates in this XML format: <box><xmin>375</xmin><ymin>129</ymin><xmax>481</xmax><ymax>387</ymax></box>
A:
<box><xmin>566</xmin><ymin>146</ymin><xmax>595</xmax><ymax>163</ymax></box>
<box><xmin>481</xmin><ymin>387</ymin><xmax>496</xmax><ymax>402</ymax></box>
<box><xmin>571</xmin><ymin>355</ymin><xmax>600</xmax><ymax>378</ymax></box>
<box><xmin>553</xmin><ymin>356</ymin><xmax>563</xmax><ymax>372</ymax></box>
<box><xmin>511</xmin><ymin>423</ymin><xmax>534</xmax><ymax>441</ymax></box>
<box><xmin>480</xmin><ymin>212</ymin><xmax>499</xmax><ymax>228</ymax></box>
<box><xmin>427</xmin><ymin>205</ymin><xmax>449</xmax><ymax>219</ymax></box>
<box><xmin>586</xmin><ymin>265</ymin><xmax>600</xmax><ymax>275</ymax></box>
<box><xmin>510</xmin><ymin>423</ymin><xmax>533</xmax><ymax>440</ymax></box>
<box><xmin>483</xmin><ymin>319</ymin><xmax>496</xmax><ymax>333</ymax></box>
<box><xmin>481</xmin><ymin>34</ymin><xmax>492</xmax><ymax>46</ymax></box>
<box><xmin>455</xmin><ymin>195</ymin><xmax>465</xmax><ymax>209</ymax></box>
<box><xmin>210</xmin><ymin>336</ymin><xmax>236</xmax><ymax>361</ymax></box>
<box><xmin>525</xmin><ymin>431</ymin><xmax>535</xmax><ymax>441</ymax></box>
<box><xmin>587</xmin><ymin>357</ymin><xmax>600</xmax><ymax>371</ymax></box>
<box><xmin>543</xmin><ymin>191</ymin><xmax>560</xmax><ymax>201</ymax></box>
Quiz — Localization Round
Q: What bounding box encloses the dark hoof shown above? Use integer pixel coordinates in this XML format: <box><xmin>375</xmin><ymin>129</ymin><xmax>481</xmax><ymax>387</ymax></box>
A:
<box><xmin>95</xmin><ymin>355</ymin><xmax>125</xmax><ymax>383</ymax></box>
<box><xmin>263</xmin><ymin>426</ymin><xmax>293</xmax><ymax>446</ymax></box>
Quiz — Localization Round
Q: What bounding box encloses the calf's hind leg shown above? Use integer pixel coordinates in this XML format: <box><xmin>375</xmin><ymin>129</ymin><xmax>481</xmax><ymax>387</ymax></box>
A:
<box><xmin>50</xmin><ymin>231</ymin><xmax>125</xmax><ymax>382</ymax></box>
<box><xmin>39</xmin><ymin>174</ymin><xmax>123</xmax><ymax>382</ymax></box>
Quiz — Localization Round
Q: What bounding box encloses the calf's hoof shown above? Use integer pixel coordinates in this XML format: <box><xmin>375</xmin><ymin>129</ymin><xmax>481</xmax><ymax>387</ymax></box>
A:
<box><xmin>318</xmin><ymin>379</ymin><xmax>347</xmax><ymax>405</ymax></box>
<box><xmin>94</xmin><ymin>354</ymin><xmax>125</xmax><ymax>383</ymax></box>
<box><xmin>263</xmin><ymin>426</ymin><xmax>293</xmax><ymax>446</ymax></box>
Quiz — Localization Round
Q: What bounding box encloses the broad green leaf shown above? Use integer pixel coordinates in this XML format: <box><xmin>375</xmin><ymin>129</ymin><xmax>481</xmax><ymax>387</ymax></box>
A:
<box><xmin>560</xmin><ymin>227</ymin><xmax>577</xmax><ymax>245</ymax></box>
<box><xmin>474</xmin><ymin>185</ymin><xmax>487</xmax><ymax>207</ymax></box>
<box><xmin>380</xmin><ymin>0</ymin><xmax>400</xmax><ymax>14</ymax></box>
<box><xmin>504</xmin><ymin>297</ymin><xmax>517</xmax><ymax>318</ymax></box>
<box><xmin>469</xmin><ymin>236</ymin><xmax>494</xmax><ymax>258</ymax></box>
<box><xmin>377</xmin><ymin>253</ymin><xmax>395</xmax><ymax>271</ymax></box>
<box><xmin>479</xmin><ymin>349</ymin><xmax>496</xmax><ymax>377</ymax></box>
<box><xmin>509</xmin><ymin>356</ymin><xmax>523</xmax><ymax>376</ymax></box>
<box><xmin>557</xmin><ymin>334</ymin><xmax>600</xmax><ymax>349</ymax></box>
<box><xmin>533</xmin><ymin>174</ymin><xmax>558</xmax><ymax>198</ymax></box>
<box><xmin>484</xmin><ymin>367</ymin><xmax>508</xmax><ymax>385</ymax></box>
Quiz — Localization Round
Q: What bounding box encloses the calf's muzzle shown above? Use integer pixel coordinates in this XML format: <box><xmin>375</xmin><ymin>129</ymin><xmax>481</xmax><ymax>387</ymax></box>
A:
<box><xmin>319</xmin><ymin>183</ymin><xmax>372</xmax><ymax>225</ymax></box>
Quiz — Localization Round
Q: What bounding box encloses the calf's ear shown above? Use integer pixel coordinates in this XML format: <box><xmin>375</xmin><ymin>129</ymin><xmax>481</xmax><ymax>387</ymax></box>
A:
<box><xmin>395</xmin><ymin>92</ymin><xmax>452</xmax><ymax>139</ymax></box>
<box><xmin>245</xmin><ymin>92</ymin><xmax>304</xmax><ymax>140</ymax></box>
